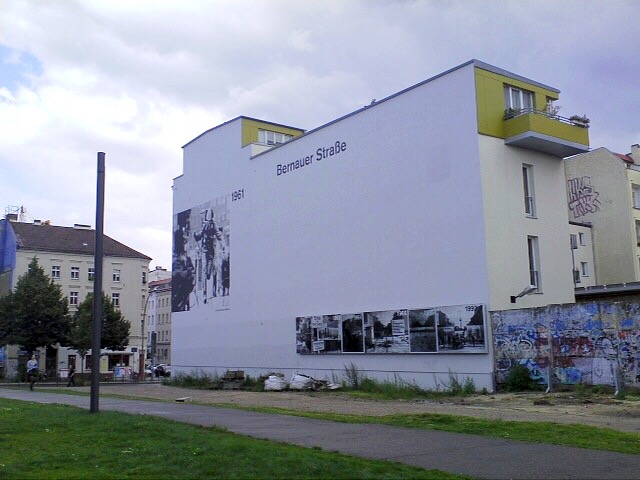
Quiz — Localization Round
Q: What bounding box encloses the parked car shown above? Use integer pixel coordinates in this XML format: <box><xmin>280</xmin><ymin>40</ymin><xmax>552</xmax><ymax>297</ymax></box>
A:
<box><xmin>148</xmin><ymin>364</ymin><xmax>171</xmax><ymax>377</ymax></box>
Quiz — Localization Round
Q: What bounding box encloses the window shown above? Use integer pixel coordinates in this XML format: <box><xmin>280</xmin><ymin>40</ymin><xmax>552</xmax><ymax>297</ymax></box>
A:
<box><xmin>108</xmin><ymin>354</ymin><xmax>130</xmax><ymax>370</ymax></box>
<box><xmin>112</xmin><ymin>292</ymin><xmax>120</xmax><ymax>307</ymax></box>
<box><xmin>88</xmin><ymin>267</ymin><xmax>95</xmax><ymax>281</ymax></box>
<box><xmin>142</xmin><ymin>271</ymin><xmax>147</xmax><ymax>284</ymax></box>
<box><xmin>258</xmin><ymin>129</ymin><xmax>293</xmax><ymax>146</ymax></box>
<box><xmin>51</xmin><ymin>265</ymin><xmax>61</xmax><ymax>279</ymax></box>
<box><xmin>580</xmin><ymin>262</ymin><xmax>589</xmax><ymax>277</ymax></box>
<box><xmin>504</xmin><ymin>85</ymin><xmax>534</xmax><ymax>112</ymax></box>
<box><xmin>141</xmin><ymin>295</ymin><xmax>146</xmax><ymax>308</ymax></box>
<box><xmin>578</xmin><ymin>232</ymin><xmax>586</xmax><ymax>246</ymax></box>
<box><xmin>522</xmin><ymin>164</ymin><xmax>536</xmax><ymax>217</ymax></box>
<box><xmin>633</xmin><ymin>185</ymin><xmax>640</xmax><ymax>209</ymax></box>
<box><xmin>636</xmin><ymin>221</ymin><xmax>640</xmax><ymax>246</ymax></box>
<box><xmin>69</xmin><ymin>291</ymin><xmax>79</xmax><ymax>306</ymax></box>
<box><xmin>113</xmin><ymin>269</ymin><xmax>121</xmax><ymax>282</ymax></box>
<box><xmin>71</xmin><ymin>266</ymin><xmax>80</xmax><ymax>280</ymax></box>
<box><xmin>527</xmin><ymin>236</ymin><xmax>541</xmax><ymax>291</ymax></box>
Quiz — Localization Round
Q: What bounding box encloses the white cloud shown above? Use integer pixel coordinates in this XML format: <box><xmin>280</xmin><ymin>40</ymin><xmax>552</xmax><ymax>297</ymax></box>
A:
<box><xmin>0</xmin><ymin>0</ymin><xmax>639</xmax><ymax>267</ymax></box>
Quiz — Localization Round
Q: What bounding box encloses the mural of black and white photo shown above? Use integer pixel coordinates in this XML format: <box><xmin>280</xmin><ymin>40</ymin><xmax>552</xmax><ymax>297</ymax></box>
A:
<box><xmin>172</xmin><ymin>195</ymin><xmax>230</xmax><ymax>312</ymax></box>
<box><xmin>364</xmin><ymin>309</ymin><xmax>410</xmax><ymax>353</ymax></box>
<box><xmin>342</xmin><ymin>313</ymin><xmax>365</xmax><ymax>353</ymax></box>
<box><xmin>431</xmin><ymin>304</ymin><xmax>486</xmax><ymax>352</ymax></box>
<box><xmin>297</xmin><ymin>304</ymin><xmax>486</xmax><ymax>354</ymax></box>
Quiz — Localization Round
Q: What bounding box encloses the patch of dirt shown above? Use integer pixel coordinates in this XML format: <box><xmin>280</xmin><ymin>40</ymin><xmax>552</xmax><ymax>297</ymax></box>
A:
<box><xmin>89</xmin><ymin>383</ymin><xmax>640</xmax><ymax>434</ymax></box>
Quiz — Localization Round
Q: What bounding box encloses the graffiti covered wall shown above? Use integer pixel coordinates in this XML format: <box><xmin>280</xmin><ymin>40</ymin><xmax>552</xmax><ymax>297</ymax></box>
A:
<box><xmin>492</xmin><ymin>299</ymin><xmax>640</xmax><ymax>386</ymax></box>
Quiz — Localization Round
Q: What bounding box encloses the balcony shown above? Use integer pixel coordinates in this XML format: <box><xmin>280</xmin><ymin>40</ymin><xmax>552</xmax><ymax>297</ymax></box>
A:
<box><xmin>503</xmin><ymin>108</ymin><xmax>589</xmax><ymax>157</ymax></box>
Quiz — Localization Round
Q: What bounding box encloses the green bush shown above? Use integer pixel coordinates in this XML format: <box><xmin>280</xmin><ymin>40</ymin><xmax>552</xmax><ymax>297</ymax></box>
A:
<box><xmin>504</xmin><ymin>364</ymin><xmax>533</xmax><ymax>391</ymax></box>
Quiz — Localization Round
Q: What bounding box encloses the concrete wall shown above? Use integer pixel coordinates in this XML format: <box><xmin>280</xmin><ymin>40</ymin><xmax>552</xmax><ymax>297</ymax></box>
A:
<box><xmin>492</xmin><ymin>299</ymin><xmax>640</xmax><ymax>387</ymax></box>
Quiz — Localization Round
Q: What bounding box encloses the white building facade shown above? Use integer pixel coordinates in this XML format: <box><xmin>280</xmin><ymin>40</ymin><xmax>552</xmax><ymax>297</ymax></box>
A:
<box><xmin>172</xmin><ymin>60</ymin><xmax>589</xmax><ymax>390</ymax></box>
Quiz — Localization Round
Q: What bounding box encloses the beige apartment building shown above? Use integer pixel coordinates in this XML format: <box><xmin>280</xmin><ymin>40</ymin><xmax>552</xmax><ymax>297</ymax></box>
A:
<box><xmin>0</xmin><ymin>218</ymin><xmax>151</xmax><ymax>378</ymax></box>
<box><xmin>565</xmin><ymin>144</ymin><xmax>640</xmax><ymax>285</ymax></box>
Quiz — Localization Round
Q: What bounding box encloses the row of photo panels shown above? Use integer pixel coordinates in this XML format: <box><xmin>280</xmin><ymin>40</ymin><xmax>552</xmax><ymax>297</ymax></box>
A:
<box><xmin>296</xmin><ymin>304</ymin><xmax>487</xmax><ymax>354</ymax></box>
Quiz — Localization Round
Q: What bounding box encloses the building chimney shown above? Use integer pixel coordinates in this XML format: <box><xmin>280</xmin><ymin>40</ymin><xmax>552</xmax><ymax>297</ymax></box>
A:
<box><xmin>630</xmin><ymin>144</ymin><xmax>640</xmax><ymax>164</ymax></box>
<box><xmin>33</xmin><ymin>219</ymin><xmax>41</xmax><ymax>225</ymax></box>
<box><xmin>6</xmin><ymin>213</ymin><xmax>18</xmax><ymax>222</ymax></box>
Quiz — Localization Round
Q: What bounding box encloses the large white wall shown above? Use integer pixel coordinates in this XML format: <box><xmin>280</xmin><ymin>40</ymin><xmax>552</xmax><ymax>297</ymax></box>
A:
<box><xmin>173</xmin><ymin>64</ymin><xmax>497</xmax><ymax>389</ymax></box>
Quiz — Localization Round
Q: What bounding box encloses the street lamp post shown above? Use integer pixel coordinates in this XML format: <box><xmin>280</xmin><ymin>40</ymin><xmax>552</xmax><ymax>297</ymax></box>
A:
<box><xmin>139</xmin><ymin>286</ymin><xmax>155</xmax><ymax>379</ymax></box>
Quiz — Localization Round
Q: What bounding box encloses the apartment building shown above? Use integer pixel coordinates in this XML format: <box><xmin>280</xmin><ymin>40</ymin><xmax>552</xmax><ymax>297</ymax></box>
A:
<box><xmin>171</xmin><ymin>60</ymin><xmax>589</xmax><ymax>389</ymax></box>
<box><xmin>147</xmin><ymin>277</ymin><xmax>172</xmax><ymax>365</ymax></box>
<box><xmin>565</xmin><ymin>145</ymin><xmax>640</xmax><ymax>285</ymax></box>
<box><xmin>0</xmin><ymin>218</ymin><xmax>150</xmax><ymax>377</ymax></box>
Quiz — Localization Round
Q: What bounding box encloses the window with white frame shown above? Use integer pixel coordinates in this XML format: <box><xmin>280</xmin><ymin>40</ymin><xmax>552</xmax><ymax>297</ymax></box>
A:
<box><xmin>580</xmin><ymin>262</ymin><xmax>589</xmax><ymax>277</ymax></box>
<box><xmin>88</xmin><ymin>267</ymin><xmax>95</xmax><ymax>281</ymax></box>
<box><xmin>112</xmin><ymin>292</ymin><xmax>120</xmax><ymax>307</ymax></box>
<box><xmin>142</xmin><ymin>271</ymin><xmax>147</xmax><ymax>284</ymax></box>
<box><xmin>522</xmin><ymin>164</ymin><xmax>536</xmax><ymax>217</ymax></box>
<box><xmin>113</xmin><ymin>269</ymin><xmax>121</xmax><ymax>282</ymax></box>
<box><xmin>69</xmin><ymin>291</ymin><xmax>79</xmax><ymax>306</ymax></box>
<box><xmin>634</xmin><ymin>184</ymin><xmax>640</xmax><ymax>209</ymax></box>
<box><xmin>504</xmin><ymin>85</ymin><xmax>534</xmax><ymax>112</ymax></box>
<box><xmin>527</xmin><ymin>236</ymin><xmax>541</xmax><ymax>291</ymax></box>
<box><xmin>51</xmin><ymin>265</ymin><xmax>61</xmax><ymax>279</ymax></box>
<box><xmin>578</xmin><ymin>232</ymin><xmax>586</xmax><ymax>246</ymax></box>
<box><xmin>258</xmin><ymin>129</ymin><xmax>293</xmax><ymax>146</ymax></box>
<box><xmin>71</xmin><ymin>266</ymin><xmax>80</xmax><ymax>280</ymax></box>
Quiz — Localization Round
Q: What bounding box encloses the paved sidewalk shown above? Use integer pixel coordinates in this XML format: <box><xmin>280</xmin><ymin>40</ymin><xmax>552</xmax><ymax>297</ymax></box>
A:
<box><xmin>0</xmin><ymin>387</ymin><xmax>638</xmax><ymax>479</ymax></box>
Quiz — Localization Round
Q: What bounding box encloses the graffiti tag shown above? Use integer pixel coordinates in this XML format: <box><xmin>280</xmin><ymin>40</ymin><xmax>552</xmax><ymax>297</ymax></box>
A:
<box><xmin>567</xmin><ymin>176</ymin><xmax>601</xmax><ymax>218</ymax></box>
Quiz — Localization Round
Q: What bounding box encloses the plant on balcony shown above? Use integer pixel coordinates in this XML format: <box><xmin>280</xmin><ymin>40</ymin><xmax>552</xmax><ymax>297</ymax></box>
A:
<box><xmin>504</xmin><ymin>107</ymin><xmax>519</xmax><ymax>119</ymax></box>
<box><xmin>545</xmin><ymin>100</ymin><xmax>560</xmax><ymax>117</ymax></box>
<box><xmin>570</xmin><ymin>114</ymin><xmax>590</xmax><ymax>127</ymax></box>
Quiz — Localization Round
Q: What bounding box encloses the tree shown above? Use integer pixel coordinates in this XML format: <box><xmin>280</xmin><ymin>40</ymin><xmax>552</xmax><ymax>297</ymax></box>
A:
<box><xmin>66</xmin><ymin>293</ymin><xmax>130</xmax><ymax>362</ymax></box>
<box><xmin>0</xmin><ymin>257</ymin><xmax>70</xmax><ymax>354</ymax></box>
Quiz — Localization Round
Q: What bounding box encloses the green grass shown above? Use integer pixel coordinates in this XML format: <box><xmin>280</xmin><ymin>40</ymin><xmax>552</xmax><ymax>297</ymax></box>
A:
<box><xmin>169</xmin><ymin>402</ymin><xmax>640</xmax><ymax>455</ymax></box>
<box><xmin>0</xmin><ymin>398</ymin><xmax>467</xmax><ymax>480</ymax></box>
<box><xmin>42</xmin><ymin>384</ymin><xmax>640</xmax><ymax>455</ymax></box>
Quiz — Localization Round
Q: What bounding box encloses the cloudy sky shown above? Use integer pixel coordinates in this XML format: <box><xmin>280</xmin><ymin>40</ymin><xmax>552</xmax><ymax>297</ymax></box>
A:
<box><xmin>1</xmin><ymin>0</ymin><xmax>638</xmax><ymax>268</ymax></box>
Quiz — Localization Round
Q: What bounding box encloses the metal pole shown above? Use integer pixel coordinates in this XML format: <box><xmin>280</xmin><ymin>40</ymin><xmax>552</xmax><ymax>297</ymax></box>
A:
<box><xmin>90</xmin><ymin>152</ymin><xmax>105</xmax><ymax>413</ymax></box>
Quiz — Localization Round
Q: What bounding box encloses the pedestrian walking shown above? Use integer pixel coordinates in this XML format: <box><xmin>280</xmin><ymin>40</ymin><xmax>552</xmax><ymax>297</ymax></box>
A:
<box><xmin>26</xmin><ymin>355</ymin><xmax>39</xmax><ymax>391</ymax></box>
<box><xmin>66</xmin><ymin>366</ymin><xmax>76</xmax><ymax>387</ymax></box>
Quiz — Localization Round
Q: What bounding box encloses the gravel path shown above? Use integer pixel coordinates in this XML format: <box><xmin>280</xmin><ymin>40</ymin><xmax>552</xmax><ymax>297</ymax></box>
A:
<box><xmin>81</xmin><ymin>383</ymin><xmax>640</xmax><ymax>433</ymax></box>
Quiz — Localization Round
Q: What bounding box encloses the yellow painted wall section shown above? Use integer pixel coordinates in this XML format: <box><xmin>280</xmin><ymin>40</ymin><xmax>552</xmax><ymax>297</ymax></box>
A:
<box><xmin>475</xmin><ymin>67</ymin><xmax>559</xmax><ymax>139</ymax></box>
<box><xmin>241</xmin><ymin>118</ymin><xmax>305</xmax><ymax>147</ymax></box>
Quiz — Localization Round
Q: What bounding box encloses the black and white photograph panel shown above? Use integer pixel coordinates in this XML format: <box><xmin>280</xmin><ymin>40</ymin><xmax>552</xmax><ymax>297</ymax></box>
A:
<box><xmin>296</xmin><ymin>316</ymin><xmax>312</xmax><ymax>354</ymax></box>
<box><xmin>172</xmin><ymin>208</ymin><xmax>195</xmax><ymax>312</ymax></box>
<box><xmin>341</xmin><ymin>313</ymin><xmax>365</xmax><ymax>353</ymax></box>
<box><xmin>312</xmin><ymin>315</ymin><xmax>341</xmax><ymax>354</ymax></box>
<box><xmin>435</xmin><ymin>304</ymin><xmax>487</xmax><ymax>353</ymax></box>
<box><xmin>364</xmin><ymin>309</ymin><xmax>410</xmax><ymax>353</ymax></box>
<box><xmin>171</xmin><ymin>195</ymin><xmax>230</xmax><ymax>312</ymax></box>
<box><xmin>409</xmin><ymin>308</ymin><xmax>438</xmax><ymax>353</ymax></box>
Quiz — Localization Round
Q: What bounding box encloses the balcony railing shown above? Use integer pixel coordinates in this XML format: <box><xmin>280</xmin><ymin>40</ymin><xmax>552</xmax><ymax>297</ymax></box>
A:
<box><xmin>503</xmin><ymin>107</ymin><xmax>590</xmax><ymax>157</ymax></box>
<box><xmin>504</xmin><ymin>107</ymin><xmax>590</xmax><ymax>128</ymax></box>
